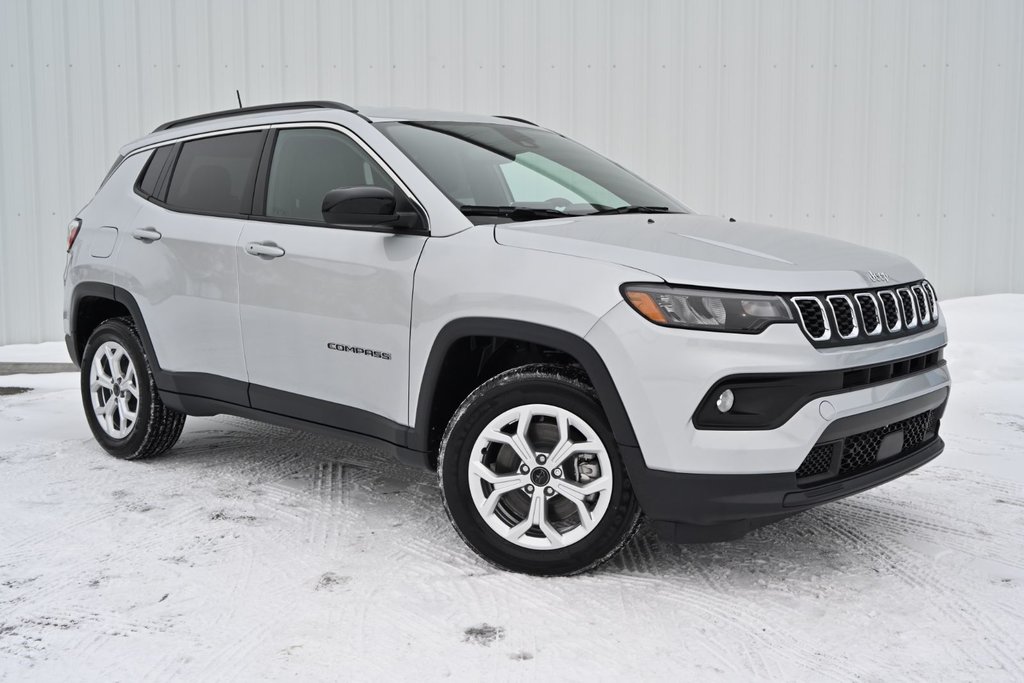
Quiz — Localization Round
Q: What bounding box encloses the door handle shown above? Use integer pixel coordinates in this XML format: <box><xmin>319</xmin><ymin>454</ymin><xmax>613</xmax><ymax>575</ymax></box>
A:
<box><xmin>131</xmin><ymin>227</ymin><xmax>162</xmax><ymax>242</ymax></box>
<box><xmin>245</xmin><ymin>241</ymin><xmax>286</xmax><ymax>259</ymax></box>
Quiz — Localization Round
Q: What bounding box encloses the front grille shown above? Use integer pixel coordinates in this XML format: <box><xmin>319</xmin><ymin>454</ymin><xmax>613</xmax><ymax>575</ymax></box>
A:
<box><xmin>897</xmin><ymin>288</ymin><xmax>918</xmax><ymax>328</ymax></box>
<box><xmin>793</xmin><ymin>298</ymin><xmax>829</xmax><ymax>340</ymax></box>
<box><xmin>790</xmin><ymin>280</ymin><xmax>938</xmax><ymax>347</ymax></box>
<box><xmin>855</xmin><ymin>293</ymin><xmax>882</xmax><ymax>335</ymax></box>
<box><xmin>912</xmin><ymin>285</ymin><xmax>931</xmax><ymax>324</ymax></box>
<box><xmin>796</xmin><ymin>408</ymin><xmax>940</xmax><ymax>484</ymax></box>
<box><xmin>923</xmin><ymin>282</ymin><xmax>938</xmax><ymax>319</ymax></box>
<box><xmin>879</xmin><ymin>290</ymin><xmax>901</xmax><ymax>331</ymax></box>
<box><xmin>827</xmin><ymin>296</ymin><xmax>857</xmax><ymax>338</ymax></box>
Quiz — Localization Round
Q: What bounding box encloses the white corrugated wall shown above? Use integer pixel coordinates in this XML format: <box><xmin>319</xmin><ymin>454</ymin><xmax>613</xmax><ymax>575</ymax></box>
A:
<box><xmin>1</xmin><ymin>0</ymin><xmax>1021</xmax><ymax>344</ymax></box>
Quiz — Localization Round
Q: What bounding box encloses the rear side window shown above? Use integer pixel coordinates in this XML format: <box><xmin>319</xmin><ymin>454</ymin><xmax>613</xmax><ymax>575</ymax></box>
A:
<box><xmin>165</xmin><ymin>131</ymin><xmax>264</xmax><ymax>215</ymax></box>
<box><xmin>136</xmin><ymin>146</ymin><xmax>172</xmax><ymax>197</ymax></box>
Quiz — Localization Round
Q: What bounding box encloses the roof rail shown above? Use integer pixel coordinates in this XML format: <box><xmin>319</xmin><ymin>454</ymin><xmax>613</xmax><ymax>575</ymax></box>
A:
<box><xmin>152</xmin><ymin>100</ymin><xmax>359</xmax><ymax>133</ymax></box>
<box><xmin>494</xmin><ymin>115</ymin><xmax>538</xmax><ymax>126</ymax></box>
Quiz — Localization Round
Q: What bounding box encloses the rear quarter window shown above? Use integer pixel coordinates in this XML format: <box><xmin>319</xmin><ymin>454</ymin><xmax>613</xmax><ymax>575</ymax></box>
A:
<box><xmin>135</xmin><ymin>146</ymin><xmax>173</xmax><ymax>197</ymax></box>
<box><xmin>164</xmin><ymin>131</ymin><xmax>264</xmax><ymax>215</ymax></box>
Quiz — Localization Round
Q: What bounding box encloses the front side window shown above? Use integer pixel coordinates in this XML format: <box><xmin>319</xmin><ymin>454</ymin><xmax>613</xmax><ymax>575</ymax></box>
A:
<box><xmin>165</xmin><ymin>131</ymin><xmax>264</xmax><ymax>215</ymax></box>
<box><xmin>265</xmin><ymin>128</ymin><xmax>395</xmax><ymax>223</ymax></box>
<box><xmin>377</xmin><ymin>121</ymin><xmax>687</xmax><ymax>222</ymax></box>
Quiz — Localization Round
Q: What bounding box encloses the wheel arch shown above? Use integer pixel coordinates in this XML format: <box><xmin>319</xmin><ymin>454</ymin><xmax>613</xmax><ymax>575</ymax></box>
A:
<box><xmin>69</xmin><ymin>283</ymin><xmax>161</xmax><ymax>371</ymax></box>
<box><xmin>412</xmin><ymin>318</ymin><xmax>639</xmax><ymax>456</ymax></box>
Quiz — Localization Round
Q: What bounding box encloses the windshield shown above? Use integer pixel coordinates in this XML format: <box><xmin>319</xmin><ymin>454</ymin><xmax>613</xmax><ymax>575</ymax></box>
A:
<box><xmin>375</xmin><ymin>121</ymin><xmax>687</xmax><ymax>223</ymax></box>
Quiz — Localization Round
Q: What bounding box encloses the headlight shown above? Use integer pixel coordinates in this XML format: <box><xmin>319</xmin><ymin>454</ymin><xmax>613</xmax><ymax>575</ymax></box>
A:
<box><xmin>622</xmin><ymin>284</ymin><xmax>793</xmax><ymax>333</ymax></box>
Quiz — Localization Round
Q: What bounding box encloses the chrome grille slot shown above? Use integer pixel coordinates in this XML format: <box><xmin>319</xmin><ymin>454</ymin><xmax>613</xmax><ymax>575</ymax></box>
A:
<box><xmin>792</xmin><ymin>297</ymin><xmax>831</xmax><ymax>340</ymax></box>
<box><xmin>826</xmin><ymin>295</ymin><xmax>859</xmax><ymax>339</ymax></box>
<box><xmin>855</xmin><ymin>293</ymin><xmax>883</xmax><ymax>336</ymax></box>
<box><xmin>912</xmin><ymin>284</ymin><xmax>931</xmax><ymax>324</ymax></box>
<box><xmin>923</xmin><ymin>281</ymin><xmax>938</xmax><ymax>319</ymax></box>
<box><xmin>897</xmin><ymin>288</ymin><xmax>918</xmax><ymax>329</ymax></box>
<box><xmin>878</xmin><ymin>290</ymin><xmax>902</xmax><ymax>333</ymax></box>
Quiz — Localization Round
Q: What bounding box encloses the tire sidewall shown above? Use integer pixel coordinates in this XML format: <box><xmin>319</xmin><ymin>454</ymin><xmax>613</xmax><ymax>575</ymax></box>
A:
<box><xmin>80</xmin><ymin>319</ymin><xmax>154</xmax><ymax>459</ymax></box>
<box><xmin>440</xmin><ymin>368</ymin><xmax>639</xmax><ymax>575</ymax></box>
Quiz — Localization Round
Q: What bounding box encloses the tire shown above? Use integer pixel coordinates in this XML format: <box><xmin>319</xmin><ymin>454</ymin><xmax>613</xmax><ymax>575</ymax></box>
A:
<box><xmin>439</xmin><ymin>364</ymin><xmax>642</xmax><ymax>575</ymax></box>
<box><xmin>80</xmin><ymin>317</ymin><xmax>186</xmax><ymax>459</ymax></box>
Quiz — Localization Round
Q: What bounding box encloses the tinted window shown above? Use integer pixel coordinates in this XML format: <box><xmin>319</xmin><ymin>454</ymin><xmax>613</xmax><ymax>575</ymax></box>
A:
<box><xmin>165</xmin><ymin>131</ymin><xmax>264</xmax><ymax>214</ymax></box>
<box><xmin>265</xmin><ymin>128</ymin><xmax>395</xmax><ymax>223</ymax></box>
<box><xmin>136</xmin><ymin>146</ymin><xmax>172</xmax><ymax>197</ymax></box>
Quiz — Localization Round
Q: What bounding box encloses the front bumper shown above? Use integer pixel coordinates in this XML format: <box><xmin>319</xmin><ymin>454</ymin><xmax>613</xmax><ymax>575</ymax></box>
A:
<box><xmin>586</xmin><ymin>301</ymin><xmax>950</xmax><ymax>474</ymax></box>
<box><xmin>621</xmin><ymin>387</ymin><xmax>948</xmax><ymax>543</ymax></box>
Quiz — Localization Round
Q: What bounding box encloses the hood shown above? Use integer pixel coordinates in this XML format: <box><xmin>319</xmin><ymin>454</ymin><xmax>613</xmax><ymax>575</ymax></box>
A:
<box><xmin>493</xmin><ymin>214</ymin><xmax>923</xmax><ymax>292</ymax></box>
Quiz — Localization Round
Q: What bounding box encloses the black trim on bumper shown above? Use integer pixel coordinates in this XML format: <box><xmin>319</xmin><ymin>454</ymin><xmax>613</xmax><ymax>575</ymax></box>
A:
<box><xmin>692</xmin><ymin>349</ymin><xmax>945</xmax><ymax>430</ymax></box>
<box><xmin>622</xmin><ymin>389</ymin><xmax>948</xmax><ymax>543</ymax></box>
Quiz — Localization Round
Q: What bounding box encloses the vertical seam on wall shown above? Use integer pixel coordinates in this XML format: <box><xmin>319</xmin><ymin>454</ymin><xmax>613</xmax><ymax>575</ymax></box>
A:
<box><xmin>26</xmin><ymin>1</ymin><xmax>42</xmax><ymax>339</ymax></box>
<box><xmin>823</xmin><ymin>0</ymin><xmax>836</xmax><ymax>235</ymax></box>
<box><xmin>279</xmin><ymin>0</ymin><xmax>286</xmax><ymax>98</ymax></box>
<box><xmin>786</xmin><ymin>0</ymin><xmax>797</xmax><ymax>228</ymax></box>
<box><xmin>933</xmin><ymin>0</ymin><xmax>949</xmax><ymax>283</ymax></box>
<box><xmin>751</xmin><ymin>0</ymin><xmax>761</xmax><ymax>221</ymax></box>
<box><xmin>61</xmin><ymin>0</ymin><xmax>76</xmax><ymax>211</ymax></box>
<box><xmin>713</xmin><ymin>0</ymin><xmax>723</xmax><ymax>216</ymax></box>
<box><xmin>859</xmin><ymin>0</ymin><xmax>873</xmax><ymax>248</ymax></box>
<box><xmin>1009</xmin><ymin>0</ymin><xmax>1024</xmax><ymax>291</ymax></box>
<box><xmin>896</xmin><ymin>0</ymin><xmax>911</xmax><ymax>257</ymax></box>
<box><xmin>136</xmin><ymin>0</ymin><xmax>145</xmax><ymax>133</ymax></box>
<box><xmin>169</xmin><ymin>1</ymin><xmax>178</xmax><ymax>121</ymax></box>
<box><xmin>970</xmin><ymin>3</ymin><xmax>986</xmax><ymax>293</ymax></box>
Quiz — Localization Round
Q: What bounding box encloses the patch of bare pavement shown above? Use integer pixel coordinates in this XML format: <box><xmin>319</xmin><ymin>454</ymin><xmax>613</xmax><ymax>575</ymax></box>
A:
<box><xmin>0</xmin><ymin>362</ymin><xmax>77</xmax><ymax>376</ymax></box>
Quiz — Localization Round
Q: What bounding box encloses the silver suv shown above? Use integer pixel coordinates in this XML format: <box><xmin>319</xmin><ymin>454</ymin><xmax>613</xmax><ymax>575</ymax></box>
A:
<box><xmin>64</xmin><ymin>101</ymin><xmax>950</xmax><ymax>575</ymax></box>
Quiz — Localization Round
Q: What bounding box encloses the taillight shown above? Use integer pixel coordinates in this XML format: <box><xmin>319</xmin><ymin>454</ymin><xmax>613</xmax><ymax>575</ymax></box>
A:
<box><xmin>67</xmin><ymin>218</ymin><xmax>82</xmax><ymax>252</ymax></box>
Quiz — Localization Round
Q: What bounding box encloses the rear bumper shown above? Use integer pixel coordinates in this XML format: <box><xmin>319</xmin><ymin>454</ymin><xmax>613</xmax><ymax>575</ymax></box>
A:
<box><xmin>623</xmin><ymin>387</ymin><xmax>948</xmax><ymax>543</ymax></box>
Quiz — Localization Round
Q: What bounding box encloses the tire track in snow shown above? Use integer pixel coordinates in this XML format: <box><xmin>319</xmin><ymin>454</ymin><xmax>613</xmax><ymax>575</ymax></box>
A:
<box><xmin>815</xmin><ymin>506</ymin><xmax>1024</xmax><ymax>676</ymax></box>
<box><xmin>597</xmin><ymin>569</ymin><xmax>861</xmax><ymax>681</ymax></box>
<box><xmin>602</xmin><ymin>525</ymin><xmax>884</xmax><ymax>682</ymax></box>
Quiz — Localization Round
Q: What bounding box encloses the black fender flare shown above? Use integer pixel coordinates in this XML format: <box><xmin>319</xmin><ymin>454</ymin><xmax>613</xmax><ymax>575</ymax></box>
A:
<box><xmin>68</xmin><ymin>282</ymin><xmax>161</xmax><ymax>369</ymax></box>
<box><xmin>411</xmin><ymin>318</ymin><xmax>639</xmax><ymax>452</ymax></box>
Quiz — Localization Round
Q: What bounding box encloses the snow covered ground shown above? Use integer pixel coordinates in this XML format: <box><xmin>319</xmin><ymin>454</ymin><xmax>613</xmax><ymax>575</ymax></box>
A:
<box><xmin>0</xmin><ymin>341</ymin><xmax>70</xmax><ymax>364</ymax></box>
<box><xmin>1</xmin><ymin>296</ymin><xmax>1022</xmax><ymax>681</ymax></box>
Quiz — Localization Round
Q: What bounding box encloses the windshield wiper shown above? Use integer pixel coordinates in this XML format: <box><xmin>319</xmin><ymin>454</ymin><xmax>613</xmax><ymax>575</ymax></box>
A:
<box><xmin>459</xmin><ymin>205</ymin><xmax>574</xmax><ymax>220</ymax></box>
<box><xmin>588</xmin><ymin>205</ymin><xmax>674</xmax><ymax>215</ymax></box>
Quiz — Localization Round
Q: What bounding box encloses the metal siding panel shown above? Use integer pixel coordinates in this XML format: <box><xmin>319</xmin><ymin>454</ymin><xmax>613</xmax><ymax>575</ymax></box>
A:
<box><xmin>899</xmin><ymin>0</ymin><xmax>947</xmax><ymax>284</ymax></box>
<box><xmin>1</xmin><ymin>0</ymin><xmax>1022</xmax><ymax>343</ymax></box>
<box><xmin>972</xmin><ymin>0</ymin><xmax>1019</xmax><ymax>295</ymax></box>
<box><xmin>936</xmin><ymin>0</ymin><xmax>986</xmax><ymax>299</ymax></box>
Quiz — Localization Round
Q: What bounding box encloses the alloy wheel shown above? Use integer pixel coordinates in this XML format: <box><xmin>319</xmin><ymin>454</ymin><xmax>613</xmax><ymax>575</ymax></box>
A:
<box><xmin>468</xmin><ymin>403</ymin><xmax>613</xmax><ymax>550</ymax></box>
<box><xmin>89</xmin><ymin>340</ymin><xmax>140</xmax><ymax>439</ymax></box>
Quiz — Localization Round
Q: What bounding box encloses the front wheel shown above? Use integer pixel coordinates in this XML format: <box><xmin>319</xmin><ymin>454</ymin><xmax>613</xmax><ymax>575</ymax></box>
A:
<box><xmin>80</xmin><ymin>317</ymin><xmax>186</xmax><ymax>459</ymax></box>
<box><xmin>439</xmin><ymin>364</ymin><xmax>642</xmax><ymax>575</ymax></box>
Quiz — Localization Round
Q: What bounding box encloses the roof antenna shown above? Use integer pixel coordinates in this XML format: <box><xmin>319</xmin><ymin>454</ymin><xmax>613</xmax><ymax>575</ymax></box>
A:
<box><xmin>236</xmin><ymin>89</ymin><xmax>243</xmax><ymax>109</ymax></box>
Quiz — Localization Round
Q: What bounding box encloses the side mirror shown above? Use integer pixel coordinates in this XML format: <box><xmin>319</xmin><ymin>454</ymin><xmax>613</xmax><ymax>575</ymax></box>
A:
<box><xmin>321</xmin><ymin>186</ymin><xmax>397</xmax><ymax>225</ymax></box>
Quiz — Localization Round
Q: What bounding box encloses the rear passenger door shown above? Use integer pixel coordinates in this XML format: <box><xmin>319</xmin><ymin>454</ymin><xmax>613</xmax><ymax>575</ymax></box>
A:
<box><xmin>236</xmin><ymin>124</ymin><xmax>427</xmax><ymax>430</ymax></box>
<box><xmin>117</xmin><ymin>130</ymin><xmax>265</xmax><ymax>403</ymax></box>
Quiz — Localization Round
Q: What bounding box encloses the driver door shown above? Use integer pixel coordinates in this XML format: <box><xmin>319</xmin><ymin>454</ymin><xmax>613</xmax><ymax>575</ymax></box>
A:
<box><xmin>236</xmin><ymin>126</ymin><xmax>427</xmax><ymax>428</ymax></box>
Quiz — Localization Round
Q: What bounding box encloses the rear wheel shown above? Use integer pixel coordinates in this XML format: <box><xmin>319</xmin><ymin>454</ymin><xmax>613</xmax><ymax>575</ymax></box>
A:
<box><xmin>439</xmin><ymin>364</ymin><xmax>641</xmax><ymax>575</ymax></box>
<box><xmin>81</xmin><ymin>318</ymin><xmax>185</xmax><ymax>459</ymax></box>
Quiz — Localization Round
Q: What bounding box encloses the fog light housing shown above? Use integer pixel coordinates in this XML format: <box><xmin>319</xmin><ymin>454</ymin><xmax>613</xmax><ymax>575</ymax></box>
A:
<box><xmin>716</xmin><ymin>389</ymin><xmax>735</xmax><ymax>413</ymax></box>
